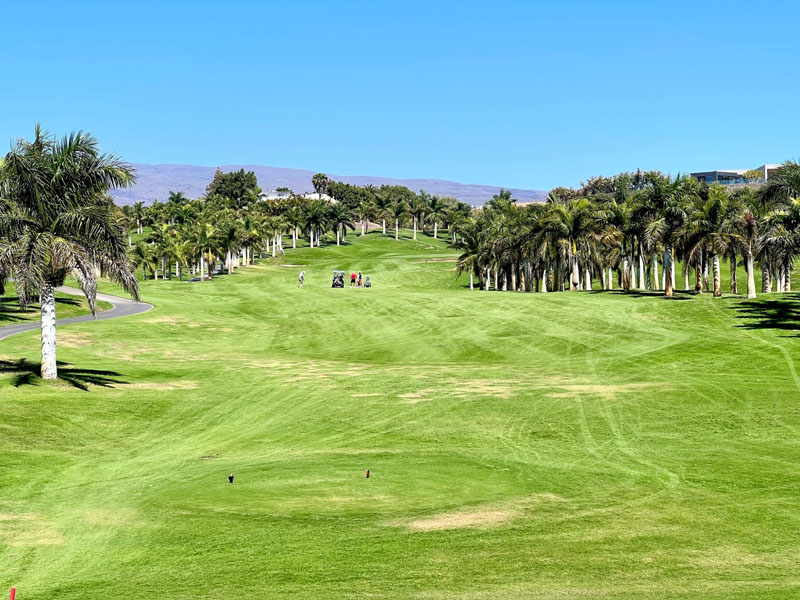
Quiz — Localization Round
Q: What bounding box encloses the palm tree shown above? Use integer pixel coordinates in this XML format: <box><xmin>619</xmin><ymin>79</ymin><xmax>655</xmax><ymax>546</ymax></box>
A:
<box><xmin>643</xmin><ymin>175</ymin><xmax>697</xmax><ymax>297</ymax></box>
<box><xmin>329</xmin><ymin>203</ymin><xmax>354</xmax><ymax>245</ymax></box>
<box><xmin>356</xmin><ymin>198</ymin><xmax>375</xmax><ymax>236</ymax></box>
<box><xmin>427</xmin><ymin>195</ymin><xmax>448</xmax><ymax>239</ymax></box>
<box><xmin>539</xmin><ymin>198</ymin><xmax>597</xmax><ymax>291</ymax></box>
<box><xmin>311</xmin><ymin>173</ymin><xmax>330</xmax><ymax>197</ymax></box>
<box><xmin>389</xmin><ymin>200</ymin><xmax>408</xmax><ymax>241</ymax></box>
<box><xmin>685</xmin><ymin>185</ymin><xmax>740</xmax><ymax>297</ymax></box>
<box><xmin>374</xmin><ymin>189</ymin><xmax>392</xmax><ymax>235</ymax></box>
<box><xmin>132</xmin><ymin>200</ymin><xmax>146</xmax><ymax>234</ymax></box>
<box><xmin>0</xmin><ymin>126</ymin><xmax>138</xmax><ymax>379</ymax></box>
<box><xmin>408</xmin><ymin>194</ymin><xmax>428</xmax><ymax>240</ymax></box>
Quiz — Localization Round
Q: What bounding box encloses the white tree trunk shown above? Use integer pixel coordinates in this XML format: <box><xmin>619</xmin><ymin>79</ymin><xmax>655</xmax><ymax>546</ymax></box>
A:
<box><xmin>712</xmin><ymin>254</ymin><xmax>721</xmax><ymax>297</ymax></box>
<box><xmin>746</xmin><ymin>251</ymin><xmax>757</xmax><ymax>298</ymax></box>
<box><xmin>469</xmin><ymin>272</ymin><xmax>474</xmax><ymax>290</ymax></box>
<box><xmin>382</xmin><ymin>219</ymin><xmax>386</xmax><ymax>234</ymax></box>
<box><xmin>395</xmin><ymin>220</ymin><xmax>399</xmax><ymax>240</ymax></box>
<box><xmin>336</xmin><ymin>227</ymin><xmax>340</xmax><ymax>245</ymax></box>
<box><xmin>608</xmin><ymin>267</ymin><xmax>614</xmax><ymax>290</ymax></box>
<box><xmin>601</xmin><ymin>267</ymin><xmax>606</xmax><ymax>290</ymax></box>
<box><xmin>272</xmin><ymin>235</ymin><xmax>277</xmax><ymax>258</ymax></box>
<box><xmin>413</xmin><ymin>217</ymin><xmax>417</xmax><ymax>240</ymax></box>
<box><xmin>485</xmin><ymin>268</ymin><xmax>491</xmax><ymax>291</ymax></box>
<box><xmin>293</xmin><ymin>227</ymin><xmax>297</xmax><ymax>248</ymax></box>
<box><xmin>200</xmin><ymin>254</ymin><xmax>205</xmax><ymax>282</ymax></box>
<box><xmin>652</xmin><ymin>253</ymin><xmax>659</xmax><ymax>290</ymax></box>
<box><xmin>638</xmin><ymin>245</ymin><xmax>646</xmax><ymax>289</ymax></box>
<box><xmin>541</xmin><ymin>268</ymin><xmax>548</xmax><ymax>293</ymax></box>
<box><xmin>584</xmin><ymin>268</ymin><xmax>591</xmax><ymax>291</ymax></box>
<box><xmin>40</xmin><ymin>283</ymin><xmax>58</xmax><ymax>380</ymax></box>
<box><xmin>434</xmin><ymin>221</ymin><xmax>438</xmax><ymax>239</ymax></box>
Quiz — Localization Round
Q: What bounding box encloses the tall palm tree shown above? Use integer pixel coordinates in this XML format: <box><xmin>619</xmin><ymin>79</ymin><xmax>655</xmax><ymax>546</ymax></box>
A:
<box><xmin>132</xmin><ymin>200</ymin><xmax>146</xmax><ymax>234</ymax></box>
<box><xmin>427</xmin><ymin>195</ymin><xmax>448</xmax><ymax>239</ymax></box>
<box><xmin>389</xmin><ymin>200</ymin><xmax>408</xmax><ymax>241</ymax></box>
<box><xmin>311</xmin><ymin>173</ymin><xmax>330</xmax><ymax>197</ymax></box>
<box><xmin>0</xmin><ymin>126</ymin><xmax>138</xmax><ymax>379</ymax></box>
<box><xmin>329</xmin><ymin>203</ymin><xmax>354</xmax><ymax>245</ymax></box>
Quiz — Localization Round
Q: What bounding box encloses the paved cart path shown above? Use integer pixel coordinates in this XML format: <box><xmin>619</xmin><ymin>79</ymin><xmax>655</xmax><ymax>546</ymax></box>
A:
<box><xmin>0</xmin><ymin>286</ymin><xmax>152</xmax><ymax>342</ymax></box>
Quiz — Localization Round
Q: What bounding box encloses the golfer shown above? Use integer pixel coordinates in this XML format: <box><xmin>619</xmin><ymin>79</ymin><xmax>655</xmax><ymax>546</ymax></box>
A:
<box><xmin>299</xmin><ymin>270</ymin><xmax>305</xmax><ymax>287</ymax></box>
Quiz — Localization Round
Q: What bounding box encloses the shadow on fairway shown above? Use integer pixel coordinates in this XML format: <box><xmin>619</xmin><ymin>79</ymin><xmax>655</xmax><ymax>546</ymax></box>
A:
<box><xmin>730</xmin><ymin>293</ymin><xmax>800</xmax><ymax>335</ymax></box>
<box><xmin>590</xmin><ymin>289</ymin><xmax>693</xmax><ymax>300</ymax></box>
<box><xmin>1</xmin><ymin>295</ymin><xmax>82</xmax><ymax>323</ymax></box>
<box><xmin>0</xmin><ymin>358</ymin><xmax>127</xmax><ymax>390</ymax></box>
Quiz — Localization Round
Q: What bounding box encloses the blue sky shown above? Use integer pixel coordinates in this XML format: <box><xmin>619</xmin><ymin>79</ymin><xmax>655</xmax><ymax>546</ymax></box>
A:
<box><xmin>1</xmin><ymin>0</ymin><xmax>797</xmax><ymax>190</ymax></box>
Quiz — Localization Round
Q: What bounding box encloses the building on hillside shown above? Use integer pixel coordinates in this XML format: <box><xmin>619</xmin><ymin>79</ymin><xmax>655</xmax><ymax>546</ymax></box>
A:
<box><xmin>691</xmin><ymin>164</ymin><xmax>782</xmax><ymax>185</ymax></box>
<box><xmin>259</xmin><ymin>190</ymin><xmax>336</xmax><ymax>202</ymax></box>
<box><xmin>260</xmin><ymin>189</ymin><xmax>293</xmax><ymax>201</ymax></box>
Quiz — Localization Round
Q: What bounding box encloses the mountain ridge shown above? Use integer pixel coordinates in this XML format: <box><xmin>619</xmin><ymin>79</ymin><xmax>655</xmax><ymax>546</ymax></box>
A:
<box><xmin>110</xmin><ymin>163</ymin><xmax>547</xmax><ymax>207</ymax></box>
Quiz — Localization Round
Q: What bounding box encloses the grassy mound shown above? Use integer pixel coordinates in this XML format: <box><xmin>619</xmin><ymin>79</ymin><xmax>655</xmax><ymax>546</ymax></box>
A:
<box><xmin>1</xmin><ymin>231</ymin><xmax>799</xmax><ymax>599</ymax></box>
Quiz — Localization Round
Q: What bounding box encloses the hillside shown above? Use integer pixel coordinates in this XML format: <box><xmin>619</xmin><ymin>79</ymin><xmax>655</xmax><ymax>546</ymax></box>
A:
<box><xmin>2</xmin><ymin>231</ymin><xmax>800</xmax><ymax>599</ymax></box>
<box><xmin>110</xmin><ymin>163</ymin><xmax>548</xmax><ymax>207</ymax></box>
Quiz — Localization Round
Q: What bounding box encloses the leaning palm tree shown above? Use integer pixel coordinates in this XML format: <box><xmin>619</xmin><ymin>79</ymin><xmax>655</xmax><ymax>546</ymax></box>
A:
<box><xmin>0</xmin><ymin>126</ymin><xmax>138</xmax><ymax>379</ymax></box>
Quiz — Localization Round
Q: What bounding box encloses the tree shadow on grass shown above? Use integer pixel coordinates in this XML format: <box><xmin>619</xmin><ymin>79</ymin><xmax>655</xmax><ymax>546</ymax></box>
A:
<box><xmin>588</xmin><ymin>289</ymin><xmax>693</xmax><ymax>300</ymax></box>
<box><xmin>729</xmin><ymin>293</ymin><xmax>800</xmax><ymax>336</ymax></box>
<box><xmin>0</xmin><ymin>359</ymin><xmax>127</xmax><ymax>390</ymax></box>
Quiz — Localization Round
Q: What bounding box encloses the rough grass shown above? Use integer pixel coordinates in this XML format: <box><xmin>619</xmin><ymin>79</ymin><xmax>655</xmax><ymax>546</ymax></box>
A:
<box><xmin>1</xmin><ymin>229</ymin><xmax>800</xmax><ymax>599</ymax></box>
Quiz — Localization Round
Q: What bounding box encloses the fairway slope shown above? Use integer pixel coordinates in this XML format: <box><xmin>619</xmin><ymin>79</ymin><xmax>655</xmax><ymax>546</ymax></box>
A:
<box><xmin>2</xmin><ymin>232</ymin><xmax>799</xmax><ymax>599</ymax></box>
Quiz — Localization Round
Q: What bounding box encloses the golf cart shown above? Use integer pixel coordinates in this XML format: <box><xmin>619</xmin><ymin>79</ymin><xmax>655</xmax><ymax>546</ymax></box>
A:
<box><xmin>332</xmin><ymin>270</ymin><xmax>345</xmax><ymax>288</ymax></box>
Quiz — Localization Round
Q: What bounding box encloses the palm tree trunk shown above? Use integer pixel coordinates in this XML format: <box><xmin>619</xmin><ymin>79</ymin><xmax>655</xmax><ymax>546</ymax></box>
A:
<box><xmin>601</xmin><ymin>266</ymin><xmax>606</xmax><ymax>290</ymax></box>
<box><xmin>413</xmin><ymin>217</ymin><xmax>417</xmax><ymax>240</ymax></box>
<box><xmin>494</xmin><ymin>268</ymin><xmax>498</xmax><ymax>291</ymax></box>
<box><xmin>584</xmin><ymin>268</ymin><xmax>591</xmax><ymax>291</ymax></box>
<box><xmin>630</xmin><ymin>258</ymin><xmax>636</xmax><ymax>290</ymax></box>
<box><xmin>695</xmin><ymin>260</ymin><xmax>703</xmax><ymax>294</ymax></box>
<box><xmin>652</xmin><ymin>253</ymin><xmax>659</xmax><ymax>290</ymax></box>
<box><xmin>785</xmin><ymin>259</ymin><xmax>792</xmax><ymax>292</ymax></box>
<box><xmin>469</xmin><ymin>272</ymin><xmax>474</xmax><ymax>290</ymax></box>
<box><xmin>510</xmin><ymin>267</ymin><xmax>516</xmax><ymax>292</ymax></box>
<box><xmin>336</xmin><ymin>227</ymin><xmax>340</xmax><ymax>245</ymax></box>
<box><xmin>712</xmin><ymin>254</ymin><xmax>721</xmax><ymax>297</ymax></box>
<box><xmin>272</xmin><ymin>235</ymin><xmax>277</xmax><ymax>258</ymax></box>
<box><xmin>683</xmin><ymin>260</ymin><xmax>690</xmax><ymax>292</ymax></box>
<box><xmin>382</xmin><ymin>219</ymin><xmax>386</xmax><ymax>234</ymax></box>
<box><xmin>638</xmin><ymin>243</ymin><xmax>645</xmax><ymax>289</ymax></box>
<box><xmin>434</xmin><ymin>221</ymin><xmax>438</xmax><ymax>239</ymax></box>
<box><xmin>293</xmin><ymin>227</ymin><xmax>297</xmax><ymax>249</ymax></box>
<box><xmin>763</xmin><ymin>266</ymin><xmax>771</xmax><ymax>293</ymax></box>
<box><xmin>703</xmin><ymin>254</ymin><xmax>709</xmax><ymax>292</ymax></box>
<box><xmin>40</xmin><ymin>282</ymin><xmax>58</xmax><ymax>380</ymax></box>
<box><xmin>622</xmin><ymin>257</ymin><xmax>630</xmax><ymax>293</ymax></box>
<box><xmin>200</xmin><ymin>254</ymin><xmax>205</xmax><ymax>282</ymax></box>
<box><xmin>541</xmin><ymin>268</ymin><xmax>548</xmax><ymax>293</ymax></box>
<box><xmin>309</xmin><ymin>230</ymin><xmax>314</xmax><ymax>247</ymax></box>
<box><xmin>746</xmin><ymin>250</ymin><xmax>757</xmax><ymax>298</ymax></box>
<box><xmin>607</xmin><ymin>267</ymin><xmax>613</xmax><ymax>290</ymax></box>
<box><xmin>485</xmin><ymin>268</ymin><xmax>491</xmax><ymax>291</ymax></box>
<box><xmin>395</xmin><ymin>220</ymin><xmax>399</xmax><ymax>240</ymax></box>
<box><xmin>664</xmin><ymin>245</ymin><xmax>673</xmax><ymax>297</ymax></box>
<box><xmin>729</xmin><ymin>251</ymin><xmax>737</xmax><ymax>294</ymax></box>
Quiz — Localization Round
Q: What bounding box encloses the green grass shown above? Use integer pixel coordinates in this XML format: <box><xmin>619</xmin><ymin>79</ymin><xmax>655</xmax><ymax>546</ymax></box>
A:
<box><xmin>2</xmin><ymin>230</ymin><xmax>800</xmax><ymax>599</ymax></box>
<box><xmin>1</xmin><ymin>284</ymin><xmax>112</xmax><ymax>326</ymax></box>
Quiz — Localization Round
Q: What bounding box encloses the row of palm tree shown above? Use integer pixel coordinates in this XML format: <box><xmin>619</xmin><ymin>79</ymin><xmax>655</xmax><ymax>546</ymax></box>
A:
<box><xmin>125</xmin><ymin>184</ymin><xmax>474</xmax><ymax>281</ymax></box>
<box><xmin>453</xmin><ymin>164</ymin><xmax>800</xmax><ymax>299</ymax></box>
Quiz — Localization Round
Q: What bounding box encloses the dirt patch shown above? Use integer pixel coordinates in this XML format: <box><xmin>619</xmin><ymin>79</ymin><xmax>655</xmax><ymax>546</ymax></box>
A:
<box><xmin>116</xmin><ymin>381</ymin><xmax>198</xmax><ymax>391</ymax></box>
<box><xmin>352</xmin><ymin>393</ymin><xmax>385</xmax><ymax>398</ymax></box>
<box><xmin>405</xmin><ymin>509</ymin><xmax>516</xmax><ymax>531</ymax></box>
<box><xmin>59</xmin><ymin>332</ymin><xmax>92</xmax><ymax>348</ymax></box>
<box><xmin>546</xmin><ymin>382</ymin><xmax>661</xmax><ymax>399</ymax></box>
<box><xmin>81</xmin><ymin>508</ymin><xmax>138</xmax><ymax>526</ymax></box>
<box><xmin>391</xmin><ymin>494</ymin><xmax>565</xmax><ymax>532</ymax></box>
<box><xmin>399</xmin><ymin>391</ymin><xmax>433</xmax><ymax>404</ymax></box>
<box><xmin>0</xmin><ymin>513</ymin><xmax>63</xmax><ymax>547</ymax></box>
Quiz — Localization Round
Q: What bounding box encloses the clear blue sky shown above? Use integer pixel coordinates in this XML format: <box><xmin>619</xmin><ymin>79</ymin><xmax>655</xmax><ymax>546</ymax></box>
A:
<box><xmin>2</xmin><ymin>0</ymin><xmax>797</xmax><ymax>190</ymax></box>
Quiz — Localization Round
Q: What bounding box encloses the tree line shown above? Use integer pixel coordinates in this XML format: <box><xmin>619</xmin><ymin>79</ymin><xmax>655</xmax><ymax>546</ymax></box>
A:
<box><xmin>123</xmin><ymin>170</ymin><xmax>474</xmax><ymax>281</ymax></box>
<box><xmin>452</xmin><ymin>164</ymin><xmax>800</xmax><ymax>298</ymax></box>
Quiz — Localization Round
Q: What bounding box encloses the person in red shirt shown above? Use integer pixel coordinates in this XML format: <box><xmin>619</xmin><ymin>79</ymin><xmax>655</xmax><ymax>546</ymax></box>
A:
<box><xmin>350</xmin><ymin>272</ymin><xmax>356</xmax><ymax>287</ymax></box>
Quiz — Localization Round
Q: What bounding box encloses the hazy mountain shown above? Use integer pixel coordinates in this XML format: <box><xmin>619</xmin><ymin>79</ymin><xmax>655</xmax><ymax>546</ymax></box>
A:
<box><xmin>111</xmin><ymin>163</ymin><xmax>547</xmax><ymax>207</ymax></box>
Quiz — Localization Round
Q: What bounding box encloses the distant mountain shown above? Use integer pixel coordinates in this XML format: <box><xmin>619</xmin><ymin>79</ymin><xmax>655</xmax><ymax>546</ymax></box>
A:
<box><xmin>111</xmin><ymin>163</ymin><xmax>547</xmax><ymax>207</ymax></box>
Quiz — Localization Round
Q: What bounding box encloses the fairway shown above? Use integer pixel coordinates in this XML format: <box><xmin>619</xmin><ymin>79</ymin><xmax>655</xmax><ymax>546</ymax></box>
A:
<box><xmin>2</xmin><ymin>232</ymin><xmax>799</xmax><ymax>599</ymax></box>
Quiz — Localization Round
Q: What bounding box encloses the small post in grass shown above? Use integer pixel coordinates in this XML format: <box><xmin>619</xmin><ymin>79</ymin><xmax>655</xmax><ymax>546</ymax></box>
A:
<box><xmin>10</xmin><ymin>587</ymin><xmax>16</xmax><ymax>600</ymax></box>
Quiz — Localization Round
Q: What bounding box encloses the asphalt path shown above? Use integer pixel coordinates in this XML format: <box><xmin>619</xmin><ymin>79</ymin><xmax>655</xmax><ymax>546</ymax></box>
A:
<box><xmin>0</xmin><ymin>286</ymin><xmax>152</xmax><ymax>342</ymax></box>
